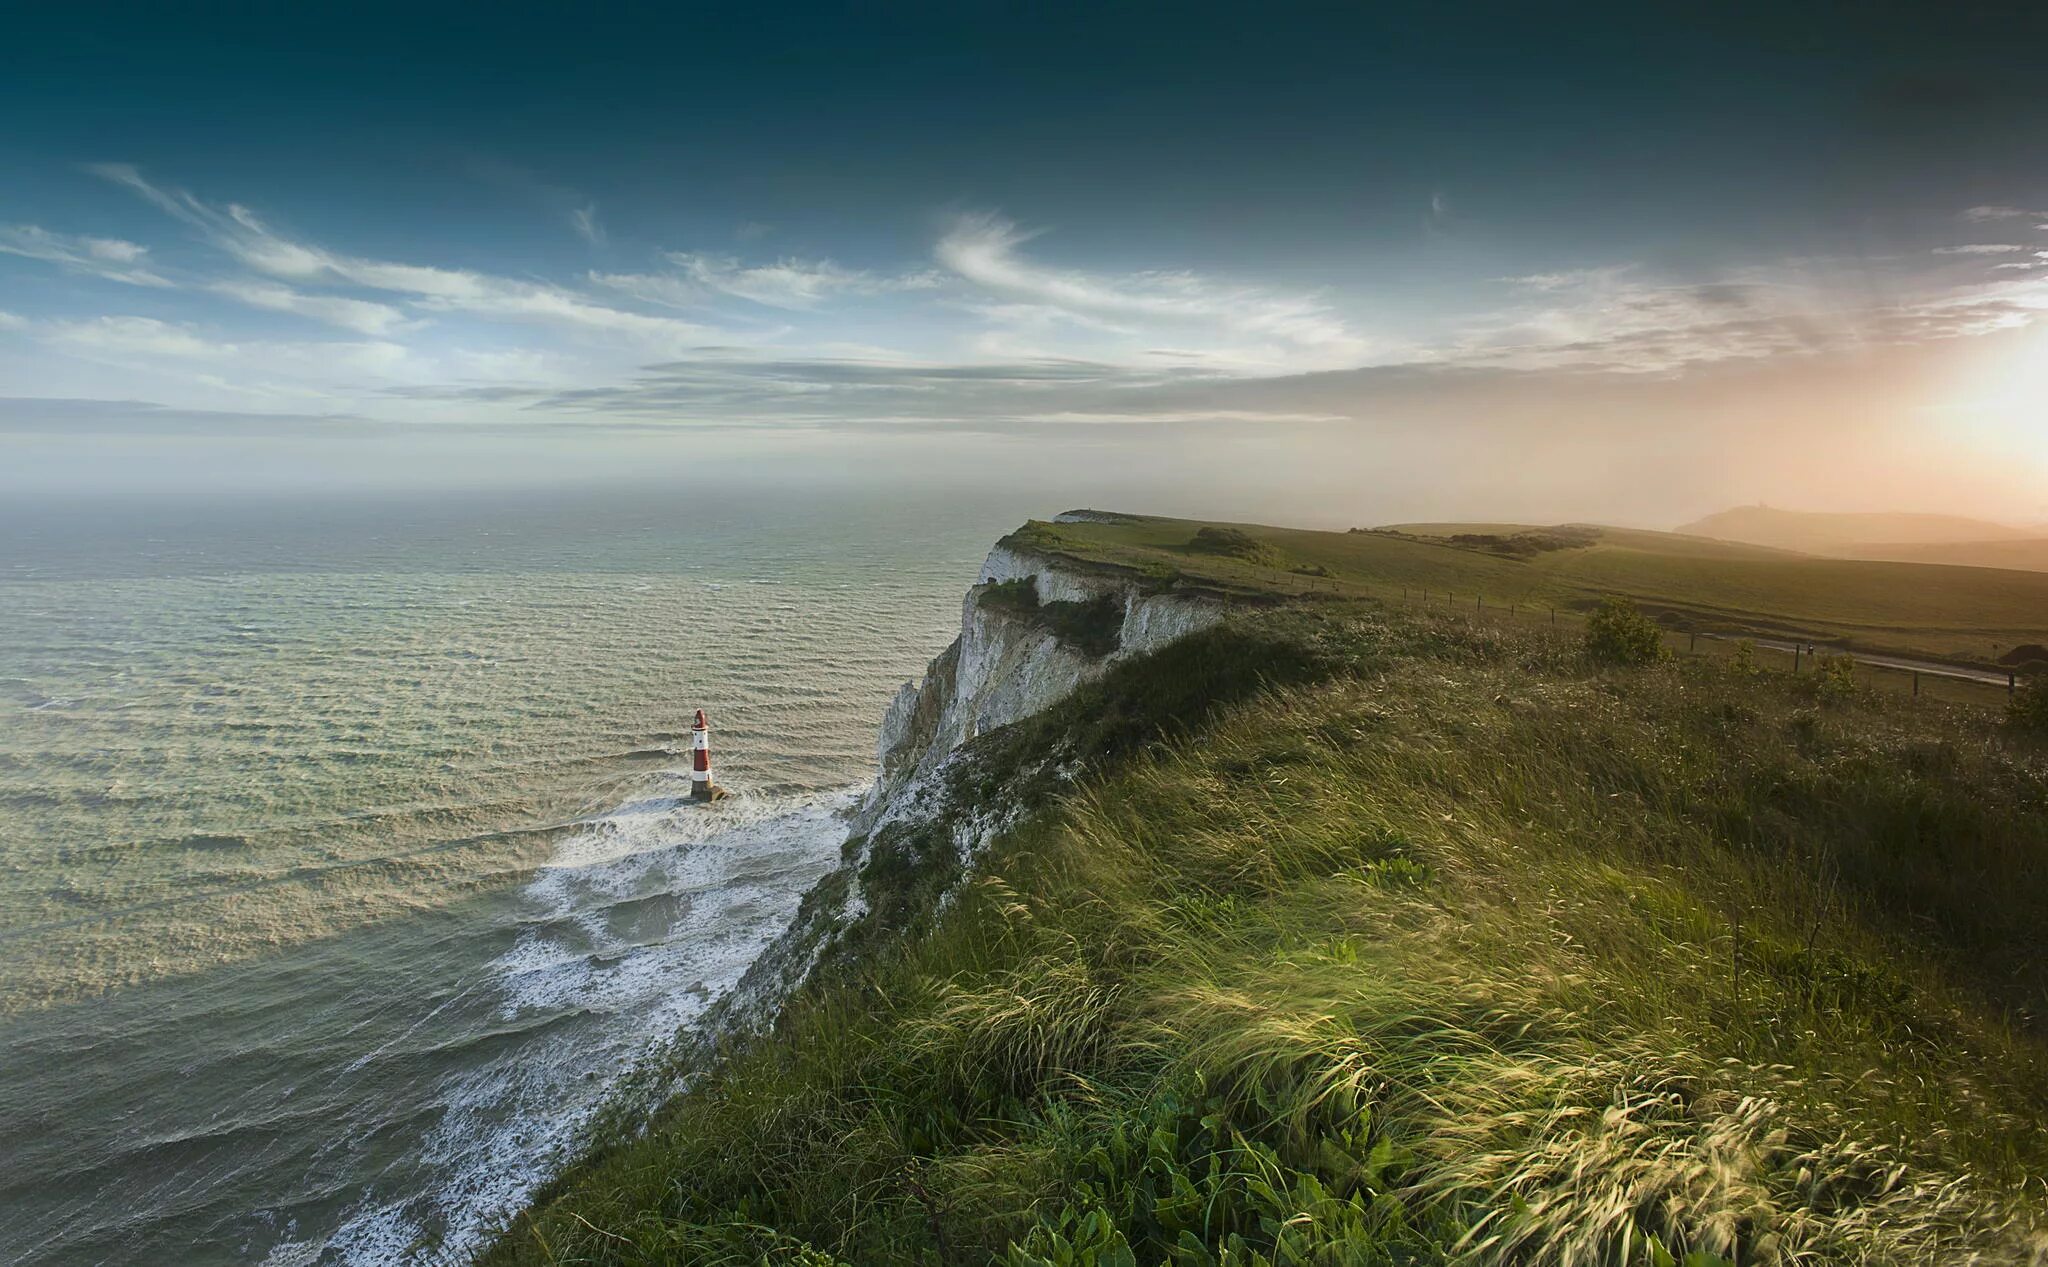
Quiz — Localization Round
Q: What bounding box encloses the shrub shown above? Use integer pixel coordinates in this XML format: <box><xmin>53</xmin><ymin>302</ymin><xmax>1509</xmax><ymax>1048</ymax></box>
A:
<box><xmin>979</xmin><ymin>578</ymin><xmax>1121</xmax><ymax>656</ymax></box>
<box><xmin>2009</xmin><ymin>674</ymin><xmax>2048</xmax><ymax>736</ymax></box>
<box><xmin>1732</xmin><ymin>638</ymin><xmax>1760</xmax><ymax>676</ymax></box>
<box><xmin>1188</xmin><ymin>526</ymin><xmax>1283</xmax><ymax>568</ymax></box>
<box><xmin>1038</xmin><ymin>596</ymin><xmax>1123</xmax><ymax>657</ymax></box>
<box><xmin>1816</xmin><ymin>653</ymin><xmax>1858</xmax><ymax>705</ymax></box>
<box><xmin>1583</xmin><ymin>596</ymin><xmax>1671</xmax><ymax>666</ymax></box>
<box><xmin>980</xmin><ymin>576</ymin><xmax>1040</xmax><ymax>611</ymax></box>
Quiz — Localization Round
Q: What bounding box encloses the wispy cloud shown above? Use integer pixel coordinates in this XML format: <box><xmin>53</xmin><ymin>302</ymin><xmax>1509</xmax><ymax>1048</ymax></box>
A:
<box><xmin>1933</xmin><ymin>243</ymin><xmax>2030</xmax><ymax>255</ymax></box>
<box><xmin>569</xmin><ymin>204</ymin><xmax>605</xmax><ymax>248</ymax></box>
<box><xmin>1423</xmin><ymin>189</ymin><xmax>1452</xmax><ymax>240</ymax></box>
<box><xmin>943</xmin><ymin>214</ymin><xmax>1370</xmax><ymax>362</ymax></box>
<box><xmin>1961</xmin><ymin>205</ymin><xmax>2046</xmax><ymax>222</ymax></box>
<box><xmin>0</xmin><ymin>224</ymin><xmax>172</xmax><ymax>287</ymax></box>
<box><xmin>596</xmin><ymin>253</ymin><xmax>939</xmax><ymax>311</ymax></box>
<box><xmin>1453</xmin><ymin>259</ymin><xmax>2042</xmax><ymax>374</ymax></box>
<box><xmin>90</xmin><ymin>164</ymin><xmax>715</xmax><ymax>351</ymax></box>
<box><xmin>209</xmin><ymin>280</ymin><xmax>412</xmax><ymax>335</ymax></box>
<box><xmin>45</xmin><ymin>315</ymin><xmax>225</xmax><ymax>358</ymax></box>
<box><xmin>934</xmin><ymin>212</ymin><xmax>1372</xmax><ymax>369</ymax></box>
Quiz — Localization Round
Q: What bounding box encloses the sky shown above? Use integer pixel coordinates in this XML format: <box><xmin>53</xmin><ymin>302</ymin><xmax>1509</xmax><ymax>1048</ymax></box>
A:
<box><xmin>3</xmin><ymin>2</ymin><xmax>2047</xmax><ymax>526</ymax></box>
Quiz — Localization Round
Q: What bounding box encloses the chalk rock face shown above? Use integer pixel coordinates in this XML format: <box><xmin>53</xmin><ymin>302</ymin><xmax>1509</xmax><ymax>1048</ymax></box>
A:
<box><xmin>862</xmin><ymin>544</ymin><xmax>1224</xmax><ymax>824</ymax></box>
<box><xmin>703</xmin><ymin>531</ymin><xmax>1227</xmax><ymax>1040</ymax></box>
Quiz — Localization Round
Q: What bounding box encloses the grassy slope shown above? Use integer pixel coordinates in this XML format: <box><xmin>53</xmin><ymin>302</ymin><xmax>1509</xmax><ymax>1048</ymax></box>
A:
<box><xmin>1023</xmin><ymin>514</ymin><xmax>2048</xmax><ymax>666</ymax></box>
<box><xmin>488</xmin><ymin>557</ymin><xmax>2048</xmax><ymax>1265</ymax></box>
<box><xmin>1673</xmin><ymin>507</ymin><xmax>2030</xmax><ymax>551</ymax></box>
<box><xmin>1828</xmin><ymin>538</ymin><xmax>2048</xmax><ymax>575</ymax></box>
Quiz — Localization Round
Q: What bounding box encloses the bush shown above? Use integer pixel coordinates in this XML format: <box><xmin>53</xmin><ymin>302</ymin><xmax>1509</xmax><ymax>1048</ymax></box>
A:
<box><xmin>979</xmin><ymin>577</ymin><xmax>1121</xmax><ymax>656</ymax></box>
<box><xmin>1732</xmin><ymin>639</ymin><xmax>1760</xmax><ymax>676</ymax></box>
<box><xmin>1583</xmin><ymin>596</ymin><xmax>1670</xmax><ymax>666</ymax></box>
<box><xmin>1188</xmin><ymin>527</ymin><xmax>1284</xmax><ymax>568</ymax></box>
<box><xmin>1816</xmin><ymin>653</ymin><xmax>1858</xmax><ymax>705</ymax></box>
<box><xmin>980</xmin><ymin>576</ymin><xmax>1040</xmax><ymax>611</ymax></box>
<box><xmin>2009</xmin><ymin>675</ymin><xmax>2048</xmax><ymax>736</ymax></box>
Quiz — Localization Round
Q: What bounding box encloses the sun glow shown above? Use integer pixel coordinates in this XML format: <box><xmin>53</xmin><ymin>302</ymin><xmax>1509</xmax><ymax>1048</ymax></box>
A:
<box><xmin>1940</xmin><ymin>320</ymin><xmax>2048</xmax><ymax>472</ymax></box>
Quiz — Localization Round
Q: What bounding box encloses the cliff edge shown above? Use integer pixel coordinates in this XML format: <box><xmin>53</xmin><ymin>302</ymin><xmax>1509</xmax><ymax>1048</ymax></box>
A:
<box><xmin>707</xmin><ymin>519</ymin><xmax>1226</xmax><ymax>1032</ymax></box>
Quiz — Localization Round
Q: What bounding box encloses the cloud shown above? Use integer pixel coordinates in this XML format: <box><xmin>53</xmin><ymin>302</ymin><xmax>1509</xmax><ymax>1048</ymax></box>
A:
<box><xmin>210</xmin><ymin>280</ymin><xmax>412</xmax><ymax>335</ymax></box>
<box><xmin>23</xmin><ymin>311</ymin><xmax>448</xmax><ymax>408</ymax></box>
<box><xmin>91</xmin><ymin>165</ymin><xmax>714</xmax><ymax>351</ymax></box>
<box><xmin>934</xmin><ymin>212</ymin><xmax>1371</xmax><ymax>368</ymax></box>
<box><xmin>1933</xmin><ymin>244</ymin><xmax>2030</xmax><ymax>255</ymax></box>
<box><xmin>1450</xmin><ymin>264</ymin><xmax>2035</xmax><ymax>374</ymax></box>
<box><xmin>1961</xmin><ymin>205</ymin><xmax>2046</xmax><ymax>222</ymax></box>
<box><xmin>390</xmin><ymin>350</ymin><xmax>1219</xmax><ymax>424</ymax></box>
<box><xmin>458</xmin><ymin>157</ymin><xmax>608</xmax><ymax>248</ymax></box>
<box><xmin>0</xmin><ymin>309</ymin><xmax>28</xmax><ymax>332</ymax></box>
<box><xmin>45</xmin><ymin>315</ymin><xmax>224</xmax><ymax>358</ymax></box>
<box><xmin>596</xmin><ymin>253</ymin><xmax>940</xmax><ymax>311</ymax></box>
<box><xmin>1424</xmin><ymin>190</ymin><xmax>1451</xmax><ymax>239</ymax></box>
<box><xmin>0</xmin><ymin>224</ymin><xmax>173</xmax><ymax>287</ymax></box>
<box><xmin>0</xmin><ymin>395</ymin><xmax>382</xmax><ymax>437</ymax></box>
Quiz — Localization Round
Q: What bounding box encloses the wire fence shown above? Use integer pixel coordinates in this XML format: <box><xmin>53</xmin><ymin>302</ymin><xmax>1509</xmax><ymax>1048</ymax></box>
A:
<box><xmin>1383</xmin><ymin>584</ymin><xmax>2032</xmax><ymax>710</ymax></box>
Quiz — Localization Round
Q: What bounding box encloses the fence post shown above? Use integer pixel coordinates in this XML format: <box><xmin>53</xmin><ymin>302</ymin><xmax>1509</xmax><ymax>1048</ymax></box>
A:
<box><xmin>1913</xmin><ymin>672</ymin><xmax>1920</xmax><ymax>697</ymax></box>
<box><xmin>1689</xmin><ymin>632</ymin><xmax>1697</xmax><ymax>652</ymax></box>
<box><xmin>2012</xmin><ymin>672</ymin><xmax>2018</xmax><ymax>697</ymax></box>
<box><xmin>1550</xmin><ymin>608</ymin><xmax>1556</xmax><ymax>626</ymax></box>
<box><xmin>1793</xmin><ymin>645</ymin><xmax>1801</xmax><ymax>674</ymax></box>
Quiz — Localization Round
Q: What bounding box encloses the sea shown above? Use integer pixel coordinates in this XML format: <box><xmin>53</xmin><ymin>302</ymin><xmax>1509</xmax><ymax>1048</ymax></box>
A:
<box><xmin>0</xmin><ymin>484</ymin><xmax>1028</xmax><ymax>1265</ymax></box>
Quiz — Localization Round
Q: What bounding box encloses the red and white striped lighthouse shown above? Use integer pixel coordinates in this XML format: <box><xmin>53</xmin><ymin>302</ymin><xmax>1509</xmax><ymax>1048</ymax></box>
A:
<box><xmin>690</xmin><ymin>708</ymin><xmax>715</xmax><ymax>801</ymax></box>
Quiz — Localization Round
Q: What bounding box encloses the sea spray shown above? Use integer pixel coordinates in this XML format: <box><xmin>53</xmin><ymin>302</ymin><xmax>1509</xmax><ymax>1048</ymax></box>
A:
<box><xmin>271</xmin><ymin>785</ymin><xmax>855</xmax><ymax>1265</ymax></box>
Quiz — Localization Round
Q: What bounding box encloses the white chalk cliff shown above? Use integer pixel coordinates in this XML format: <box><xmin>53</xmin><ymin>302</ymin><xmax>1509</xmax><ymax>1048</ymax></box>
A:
<box><xmin>858</xmin><ymin>540</ymin><xmax>1225</xmax><ymax>831</ymax></box>
<box><xmin>707</xmin><ymin>529</ymin><xmax>1226</xmax><ymax>1031</ymax></box>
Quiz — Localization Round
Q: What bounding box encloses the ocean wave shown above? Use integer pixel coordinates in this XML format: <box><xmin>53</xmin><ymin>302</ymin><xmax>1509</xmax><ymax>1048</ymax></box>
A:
<box><xmin>286</xmin><ymin>782</ymin><xmax>854</xmax><ymax>1265</ymax></box>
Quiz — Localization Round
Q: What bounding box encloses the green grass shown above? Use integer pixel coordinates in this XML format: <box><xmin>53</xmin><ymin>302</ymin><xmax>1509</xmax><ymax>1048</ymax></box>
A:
<box><xmin>1015</xmin><ymin>514</ymin><xmax>2048</xmax><ymax>668</ymax></box>
<box><xmin>485</xmin><ymin>601</ymin><xmax>2048</xmax><ymax>1266</ymax></box>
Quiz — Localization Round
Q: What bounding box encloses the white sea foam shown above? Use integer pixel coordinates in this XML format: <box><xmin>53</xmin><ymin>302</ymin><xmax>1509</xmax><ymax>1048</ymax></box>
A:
<box><xmin>273</xmin><ymin>780</ymin><xmax>854</xmax><ymax>1265</ymax></box>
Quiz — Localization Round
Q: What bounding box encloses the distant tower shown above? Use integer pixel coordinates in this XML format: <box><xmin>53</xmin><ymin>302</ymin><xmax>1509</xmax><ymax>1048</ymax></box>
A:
<box><xmin>690</xmin><ymin>709</ymin><xmax>716</xmax><ymax>801</ymax></box>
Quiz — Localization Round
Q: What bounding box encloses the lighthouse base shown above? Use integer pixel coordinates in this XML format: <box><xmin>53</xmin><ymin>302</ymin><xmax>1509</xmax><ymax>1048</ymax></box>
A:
<box><xmin>690</xmin><ymin>782</ymin><xmax>728</xmax><ymax>803</ymax></box>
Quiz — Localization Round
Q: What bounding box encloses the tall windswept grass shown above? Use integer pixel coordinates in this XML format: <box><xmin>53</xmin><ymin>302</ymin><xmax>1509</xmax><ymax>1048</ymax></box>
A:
<box><xmin>487</xmin><ymin>605</ymin><xmax>2048</xmax><ymax>1266</ymax></box>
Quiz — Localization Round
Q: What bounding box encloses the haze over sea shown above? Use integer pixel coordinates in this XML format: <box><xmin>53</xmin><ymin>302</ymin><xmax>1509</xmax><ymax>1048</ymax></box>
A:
<box><xmin>0</xmin><ymin>485</ymin><xmax>1027</xmax><ymax>1264</ymax></box>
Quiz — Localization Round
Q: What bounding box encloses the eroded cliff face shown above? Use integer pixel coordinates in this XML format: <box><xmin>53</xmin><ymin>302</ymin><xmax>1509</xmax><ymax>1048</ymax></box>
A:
<box><xmin>857</xmin><ymin>543</ymin><xmax>1223</xmax><ymax>828</ymax></box>
<box><xmin>707</xmin><ymin>536</ymin><xmax>1224</xmax><ymax>1032</ymax></box>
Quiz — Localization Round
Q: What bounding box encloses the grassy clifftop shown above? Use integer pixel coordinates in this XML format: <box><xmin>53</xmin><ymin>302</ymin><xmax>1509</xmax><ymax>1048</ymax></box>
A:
<box><xmin>1002</xmin><ymin>513</ymin><xmax>2048</xmax><ymax>669</ymax></box>
<box><xmin>487</xmin><ymin>530</ymin><xmax>2048</xmax><ymax>1265</ymax></box>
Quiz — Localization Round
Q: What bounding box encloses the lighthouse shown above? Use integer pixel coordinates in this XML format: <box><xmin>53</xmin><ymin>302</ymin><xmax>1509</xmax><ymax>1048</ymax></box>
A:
<box><xmin>689</xmin><ymin>708</ymin><xmax>724</xmax><ymax>801</ymax></box>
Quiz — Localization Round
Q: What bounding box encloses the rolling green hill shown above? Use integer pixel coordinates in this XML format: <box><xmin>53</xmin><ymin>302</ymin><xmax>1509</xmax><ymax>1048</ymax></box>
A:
<box><xmin>1676</xmin><ymin>505</ymin><xmax>2029</xmax><ymax>552</ymax></box>
<box><xmin>1828</xmin><ymin>537</ymin><xmax>2048</xmax><ymax>574</ymax></box>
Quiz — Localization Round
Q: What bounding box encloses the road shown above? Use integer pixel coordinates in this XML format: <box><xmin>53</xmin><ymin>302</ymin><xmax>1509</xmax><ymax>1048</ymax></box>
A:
<box><xmin>1703</xmin><ymin>633</ymin><xmax>2017</xmax><ymax>687</ymax></box>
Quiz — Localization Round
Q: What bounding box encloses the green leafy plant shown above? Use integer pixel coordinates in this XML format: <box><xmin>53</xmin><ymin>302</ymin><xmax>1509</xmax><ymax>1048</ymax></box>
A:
<box><xmin>1583</xmin><ymin>595</ymin><xmax>1671</xmax><ymax>666</ymax></box>
<box><xmin>1732</xmin><ymin>639</ymin><xmax>1759</xmax><ymax>676</ymax></box>
<box><xmin>1816</xmin><ymin>653</ymin><xmax>1858</xmax><ymax>705</ymax></box>
<box><xmin>1188</xmin><ymin>526</ymin><xmax>1285</xmax><ymax>568</ymax></box>
<box><xmin>980</xmin><ymin>577</ymin><xmax>1041</xmax><ymax>611</ymax></box>
<box><xmin>2009</xmin><ymin>674</ymin><xmax>2048</xmax><ymax>736</ymax></box>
